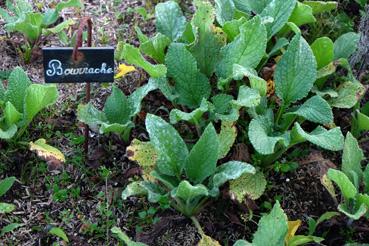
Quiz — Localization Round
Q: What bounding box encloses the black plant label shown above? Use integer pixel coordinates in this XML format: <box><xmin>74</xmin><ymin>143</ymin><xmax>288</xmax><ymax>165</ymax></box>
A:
<box><xmin>43</xmin><ymin>47</ymin><xmax>114</xmax><ymax>83</ymax></box>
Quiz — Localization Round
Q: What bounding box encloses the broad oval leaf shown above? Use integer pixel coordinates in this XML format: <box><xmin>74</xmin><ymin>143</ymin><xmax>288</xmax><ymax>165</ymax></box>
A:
<box><xmin>146</xmin><ymin>114</ymin><xmax>188</xmax><ymax>177</ymax></box>
<box><xmin>327</xmin><ymin>169</ymin><xmax>357</xmax><ymax>199</ymax></box>
<box><xmin>329</xmin><ymin>81</ymin><xmax>366</xmax><ymax>109</ymax></box>
<box><xmin>185</xmin><ymin>124</ymin><xmax>219</xmax><ymax>184</ymax></box>
<box><xmin>155</xmin><ymin>1</ymin><xmax>187</xmax><ymax>41</ymax></box>
<box><xmin>171</xmin><ymin>180</ymin><xmax>209</xmax><ymax>202</ymax></box>
<box><xmin>230</xmin><ymin>171</ymin><xmax>267</xmax><ymax>201</ymax></box>
<box><xmin>252</xmin><ymin>201</ymin><xmax>288</xmax><ymax>246</ymax></box>
<box><xmin>166</xmin><ymin>43</ymin><xmax>211</xmax><ymax>108</ymax></box>
<box><xmin>249</xmin><ymin>116</ymin><xmax>290</xmax><ymax>155</ymax></box>
<box><xmin>0</xmin><ymin>176</ymin><xmax>16</xmax><ymax>197</ymax></box>
<box><xmin>285</xmin><ymin>95</ymin><xmax>333</xmax><ymax>124</ymax></box>
<box><xmin>342</xmin><ymin>132</ymin><xmax>364</xmax><ymax>185</ymax></box>
<box><xmin>275</xmin><ymin>34</ymin><xmax>317</xmax><ymax>106</ymax></box>
<box><xmin>292</xmin><ymin>123</ymin><xmax>344</xmax><ymax>151</ymax></box>
<box><xmin>5</xmin><ymin>67</ymin><xmax>31</xmax><ymax>112</ymax></box>
<box><xmin>311</xmin><ymin>37</ymin><xmax>334</xmax><ymax>69</ymax></box>
<box><xmin>334</xmin><ymin>32</ymin><xmax>360</xmax><ymax>60</ymax></box>
<box><xmin>103</xmin><ymin>86</ymin><xmax>131</xmax><ymax>124</ymax></box>
<box><xmin>260</xmin><ymin>0</ymin><xmax>297</xmax><ymax>38</ymax></box>
<box><xmin>216</xmin><ymin>16</ymin><xmax>267</xmax><ymax>79</ymax></box>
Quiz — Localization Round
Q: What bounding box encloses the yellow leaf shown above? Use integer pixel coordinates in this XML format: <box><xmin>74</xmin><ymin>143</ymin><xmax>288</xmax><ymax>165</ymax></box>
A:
<box><xmin>126</xmin><ymin>139</ymin><xmax>157</xmax><ymax>180</ymax></box>
<box><xmin>285</xmin><ymin>220</ymin><xmax>302</xmax><ymax>245</ymax></box>
<box><xmin>29</xmin><ymin>139</ymin><xmax>65</xmax><ymax>171</ymax></box>
<box><xmin>198</xmin><ymin>234</ymin><xmax>221</xmax><ymax>246</ymax></box>
<box><xmin>115</xmin><ymin>64</ymin><xmax>136</xmax><ymax>79</ymax></box>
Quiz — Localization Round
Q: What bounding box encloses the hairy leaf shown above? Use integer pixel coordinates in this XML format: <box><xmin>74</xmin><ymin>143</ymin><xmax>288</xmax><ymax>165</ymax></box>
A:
<box><xmin>218</xmin><ymin>121</ymin><xmax>237</xmax><ymax>159</ymax></box>
<box><xmin>311</xmin><ymin>37</ymin><xmax>334</xmax><ymax>69</ymax></box>
<box><xmin>155</xmin><ymin>1</ymin><xmax>186</xmax><ymax>41</ymax></box>
<box><xmin>146</xmin><ymin>114</ymin><xmax>188</xmax><ymax>177</ymax></box>
<box><xmin>232</xmin><ymin>85</ymin><xmax>261</xmax><ymax>108</ymax></box>
<box><xmin>171</xmin><ymin>180</ymin><xmax>209</xmax><ymax>202</ymax></box>
<box><xmin>327</xmin><ymin>169</ymin><xmax>357</xmax><ymax>200</ymax></box>
<box><xmin>121</xmin><ymin>44</ymin><xmax>167</xmax><ymax>78</ymax></box>
<box><xmin>191</xmin><ymin>0</ymin><xmax>225</xmax><ymax>76</ymax></box>
<box><xmin>285</xmin><ymin>95</ymin><xmax>333</xmax><ymax>124</ymax></box>
<box><xmin>230</xmin><ymin>171</ymin><xmax>266</xmax><ymax>201</ymax></box>
<box><xmin>140</xmin><ymin>33</ymin><xmax>171</xmax><ymax>64</ymax></box>
<box><xmin>5</xmin><ymin>67</ymin><xmax>31</xmax><ymax>113</ymax></box>
<box><xmin>289</xmin><ymin>2</ymin><xmax>316</xmax><ymax>26</ymax></box>
<box><xmin>215</xmin><ymin>0</ymin><xmax>235</xmax><ymax>26</ymax></box>
<box><xmin>169</xmin><ymin>99</ymin><xmax>209</xmax><ymax>124</ymax></box>
<box><xmin>275</xmin><ymin>34</ymin><xmax>317</xmax><ymax>105</ymax></box>
<box><xmin>342</xmin><ymin>132</ymin><xmax>364</xmax><ymax>185</ymax></box>
<box><xmin>103</xmin><ymin>86</ymin><xmax>131</xmax><ymax>124</ymax></box>
<box><xmin>334</xmin><ymin>32</ymin><xmax>360</xmax><ymax>60</ymax></box>
<box><xmin>330</xmin><ymin>81</ymin><xmax>366</xmax><ymax>109</ymax></box>
<box><xmin>166</xmin><ymin>43</ymin><xmax>211</xmax><ymax>108</ymax></box>
<box><xmin>292</xmin><ymin>123</ymin><xmax>344</xmax><ymax>151</ymax></box>
<box><xmin>186</xmin><ymin>124</ymin><xmax>219</xmax><ymax>184</ymax></box>
<box><xmin>216</xmin><ymin>16</ymin><xmax>267</xmax><ymax>79</ymax></box>
<box><xmin>252</xmin><ymin>202</ymin><xmax>288</xmax><ymax>246</ymax></box>
<box><xmin>304</xmin><ymin>1</ymin><xmax>337</xmax><ymax>14</ymax></box>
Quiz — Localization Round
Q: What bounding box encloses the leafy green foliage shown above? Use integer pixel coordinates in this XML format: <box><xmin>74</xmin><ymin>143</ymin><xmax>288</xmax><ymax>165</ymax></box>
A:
<box><xmin>122</xmin><ymin>114</ymin><xmax>255</xmax><ymax>217</ymax></box>
<box><xmin>0</xmin><ymin>0</ymin><xmax>82</xmax><ymax>59</ymax></box>
<box><xmin>0</xmin><ymin>67</ymin><xmax>58</xmax><ymax>140</ymax></box>
<box><xmin>0</xmin><ymin>177</ymin><xmax>16</xmax><ymax>214</ymax></box>
<box><xmin>78</xmin><ymin>82</ymin><xmax>156</xmax><ymax>141</ymax></box>
<box><xmin>327</xmin><ymin>133</ymin><xmax>369</xmax><ymax>220</ymax></box>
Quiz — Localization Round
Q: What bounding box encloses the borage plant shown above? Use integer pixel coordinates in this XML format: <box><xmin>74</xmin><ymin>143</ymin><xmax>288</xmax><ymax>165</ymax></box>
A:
<box><xmin>0</xmin><ymin>0</ymin><xmax>83</xmax><ymax>62</ymax></box>
<box><xmin>122</xmin><ymin>114</ymin><xmax>255</xmax><ymax>235</ymax></box>
<box><xmin>0</xmin><ymin>67</ymin><xmax>58</xmax><ymax>140</ymax></box>
<box><xmin>326</xmin><ymin>132</ymin><xmax>369</xmax><ymax>220</ymax></box>
<box><xmin>77</xmin><ymin>80</ymin><xmax>157</xmax><ymax>142</ymax></box>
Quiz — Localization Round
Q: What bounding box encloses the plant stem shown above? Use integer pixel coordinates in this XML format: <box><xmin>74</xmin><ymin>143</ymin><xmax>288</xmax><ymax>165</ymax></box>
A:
<box><xmin>190</xmin><ymin>216</ymin><xmax>204</xmax><ymax>235</ymax></box>
<box><xmin>275</xmin><ymin>104</ymin><xmax>286</xmax><ymax>125</ymax></box>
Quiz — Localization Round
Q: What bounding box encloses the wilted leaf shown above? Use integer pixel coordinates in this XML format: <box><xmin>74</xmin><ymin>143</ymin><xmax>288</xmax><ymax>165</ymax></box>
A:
<box><xmin>285</xmin><ymin>220</ymin><xmax>301</xmax><ymax>243</ymax></box>
<box><xmin>198</xmin><ymin>234</ymin><xmax>221</xmax><ymax>246</ymax></box>
<box><xmin>29</xmin><ymin>139</ymin><xmax>65</xmax><ymax>170</ymax></box>
<box><xmin>230</xmin><ymin>171</ymin><xmax>266</xmax><ymax>201</ymax></box>
<box><xmin>218</xmin><ymin>121</ymin><xmax>237</xmax><ymax>159</ymax></box>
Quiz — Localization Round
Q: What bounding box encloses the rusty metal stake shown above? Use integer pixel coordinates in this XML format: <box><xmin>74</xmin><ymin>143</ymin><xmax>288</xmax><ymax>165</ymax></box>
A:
<box><xmin>72</xmin><ymin>17</ymin><xmax>93</xmax><ymax>161</ymax></box>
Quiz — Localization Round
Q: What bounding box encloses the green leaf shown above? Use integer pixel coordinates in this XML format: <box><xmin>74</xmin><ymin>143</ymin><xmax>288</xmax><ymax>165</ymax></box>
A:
<box><xmin>128</xmin><ymin>80</ymin><xmax>157</xmax><ymax>116</ymax></box>
<box><xmin>121</xmin><ymin>44</ymin><xmax>167</xmax><ymax>78</ymax></box>
<box><xmin>334</xmin><ymin>32</ymin><xmax>360</xmax><ymax>60</ymax></box>
<box><xmin>223</xmin><ymin>17</ymin><xmax>248</xmax><ymax>42</ymax></box>
<box><xmin>218</xmin><ymin>121</ymin><xmax>237</xmax><ymax>159</ymax></box>
<box><xmin>211</xmin><ymin>94</ymin><xmax>233</xmax><ymax>114</ymax></box>
<box><xmin>77</xmin><ymin>103</ymin><xmax>107</xmax><ymax>128</ymax></box>
<box><xmin>275</xmin><ymin>34</ymin><xmax>317</xmax><ymax>106</ymax></box>
<box><xmin>364</xmin><ymin>165</ymin><xmax>369</xmax><ymax>193</ymax></box>
<box><xmin>4</xmin><ymin>101</ymin><xmax>22</xmax><ymax>126</ymax></box>
<box><xmin>327</xmin><ymin>169</ymin><xmax>357</xmax><ymax>200</ymax></box>
<box><xmin>150</xmin><ymin>77</ymin><xmax>178</xmax><ymax>102</ymax></box>
<box><xmin>289</xmin><ymin>2</ymin><xmax>316</xmax><ymax>26</ymax></box>
<box><xmin>215</xmin><ymin>0</ymin><xmax>235</xmax><ymax>26</ymax></box>
<box><xmin>230</xmin><ymin>171</ymin><xmax>267</xmax><ymax>201</ymax></box>
<box><xmin>49</xmin><ymin>227</ymin><xmax>69</xmax><ymax>242</ymax></box>
<box><xmin>357</xmin><ymin>194</ymin><xmax>369</xmax><ymax>208</ymax></box>
<box><xmin>330</xmin><ymin>81</ymin><xmax>366</xmax><ymax>109</ymax></box>
<box><xmin>233</xmin><ymin>240</ymin><xmax>252</xmax><ymax>246</ymax></box>
<box><xmin>285</xmin><ymin>95</ymin><xmax>333</xmax><ymax>124</ymax></box>
<box><xmin>5</xmin><ymin>67</ymin><xmax>31</xmax><ymax>113</ymax></box>
<box><xmin>155</xmin><ymin>1</ymin><xmax>187</xmax><ymax>41</ymax></box>
<box><xmin>122</xmin><ymin>181</ymin><xmax>164</xmax><ymax>203</ymax></box>
<box><xmin>43</xmin><ymin>19</ymin><xmax>75</xmax><ymax>36</ymax></box>
<box><xmin>166</xmin><ymin>43</ymin><xmax>211</xmax><ymax>108</ymax></box>
<box><xmin>0</xmin><ymin>124</ymin><xmax>17</xmax><ymax>140</ymax></box>
<box><xmin>169</xmin><ymin>99</ymin><xmax>209</xmax><ymax>124</ymax></box>
<box><xmin>338</xmin><ymin>203</ymin><xmax>367</xmax><ymax>220</ymax></box>
<box><xmin>111</xmin><ymin>226</ymin><xmax>148</xmax><ymax>246</ymax></box>
<box><xmin>171</xmin><ymin>180</ymin><xmax>209</xmax><ymax>202</ymax></box>
<box><xmin>146</xmin><ymin>114</ymin><xmax>188</xmax><ymax>177</ymax></box>
<box><xmin>260</xmin><ymin>0</ymin><xmax>297</xmax><ymax>38</ymax></box>
<box><xmin>0</xmin><ymin>177</ymin><xmax>16</xmax><ymax>197</ymax></box>
<box><xmin>23</xmin><ymin>84</ymin><xmax>58</xmax><ymax>123</ymax></box>
<box><xmin>288</xmin><ymin>235</ymin><xmax>324</xmax><ymax>246</ymax></box>
<box><xmin>9</xmin><ymin>12</ymin><xmax>43</xmax><ymax>42</ymax></box>
<box><xmin>232</xmin><ymin>85</ymin><xmax>261</xmax><ymax>108</ymax></box>
<box><xmin>292</xmin><ymin>123</ymin><xmax>344</xmax><ymax>151</ymax></box>
<box><xmin>186</xmin><ymin>124</ymin><xmax>219</xmax><ymax>184</ymax></box>
<box><xmin>216</xmin><ymin>16</ymin><xmax>267</xmax><ymax>79</ymax></box>
<box><xmin>342</xmin><ymin>132</ymin><xmax>364</xmax><ymax>185</ymax></box>
<box><xmin>0</xmin><ymin>223</ymin><xmax>24</xmax><ymax>237</ymax></box>
<box><xmin>140</xmin><ymin>33</ymin><xmax>171</xmax><ymax>64</ymax></box>
<box><xmin>357</xmin><ymin>110</ymin><xmax>369</xmax><ymax>133</ymax></box>
<box><xmin>233</xmin><ymin>0</ymin><xmax>269</xmax><ymax>14</ymax></box>
<box><xmin>249</xmin><ymin>116</ymin><xmax>289</xmax><ymax>155</ymax></box>
<box><xmin>311</xmin><ymin>37</ymin><xmax>334</xmax><ymax>69</ymax></box>
<box><xmin>191</xmin><ymin>0</ymin><xmax>225</xmax><ymax>77</ymax></box>
<box><xmin>210</xmin><ymin>161</ymin><xmax>256</xmax><ymax>196</ymax></box>
<box><xmin>233</xmin><ymin>65</ymin><xmax>267</xmax><ymax>96</ymax></box>
<box><xmin>0</xmin><ymin>203</ymin><xmax>16</xmax><ymax>214</ymax></box>
<box><xmin>252</xmin><ymin>201</ymin><xmax>288</xmax><ymax>246</ymax></box>
<box><xmin>303</xmin><ymin>1</ymin><xmax>337</xmax><ymax>14</ymax></box>
<box><xmin>103</xmin><ymin>86</ymin><xmax>131</xmax><ymax>124</ymax></box>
